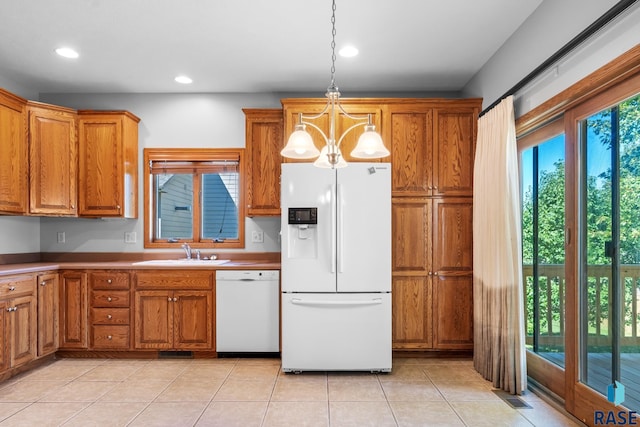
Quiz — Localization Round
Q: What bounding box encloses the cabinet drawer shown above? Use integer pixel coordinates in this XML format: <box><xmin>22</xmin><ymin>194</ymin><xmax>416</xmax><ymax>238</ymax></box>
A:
<box><xmin>90</xmin><ymin>272</ymin><xmax>130</xmax><ymax>290</ymax></box>
<box><xmin>0</xmin><ymin>275</ymin><xmax>35</xmax><ymax>297</ymax></box>
<box><xmin>90</xmin><ymin>290</ymin><xmax>130</xmax><ymax>307</ymax></box>
<box><xmin>91</xmin><ymin>325</ymin><xmax>130</xmax><ymax>349</ymax></box>
<box><xmin>135</xmin><ymin>271</ymin><xmax>212</xmax><ymax>290</ymax></box>
<box><xmin>91</xmin><ymin>307</ymin><xmax>130</xmax><ymax>325</ymax></box>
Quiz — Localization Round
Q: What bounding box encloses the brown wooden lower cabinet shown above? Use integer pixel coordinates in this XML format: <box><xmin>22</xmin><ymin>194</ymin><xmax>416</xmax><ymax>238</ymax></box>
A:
<box><xmin>37</xmin><ymin>272</ymin><xmax>59</xmax><ymax>356</ymax></box>
<box><xmin>432</xmin><ymin>275</ymin><xmax>473</xmax><ymax>349</ymax></box>
<box><xmin>0</xmin><ymin>274</ymin><xmax>37</xmax><ymax>371</ymax></box>
<box><xmin>9</xmin><ymin>295</ymin><xmax>37</xmax><ymax>366</ymax></box>
<box><xmin>392</xmin><ymin>275</ymin><xmax>432</xmax><ymax>349</ymax></box>
<box><xmin>0</xmin><ymin>300</ymin><xmax>9</xmax><ymax>372</ymax></box>
<box><xmin>59</xmin><ymin>271</ymin><xmax>88</xmax><ymax>349</ymax></box>
<box><xmin>88</xmin><ymin>270</ymin><xmax>132</xmax><ymax>350</ymax></box>
<box><xmin>134</xmin><ymin>290</ymin><xmax>212</xmax><ymax>350</ymax></box>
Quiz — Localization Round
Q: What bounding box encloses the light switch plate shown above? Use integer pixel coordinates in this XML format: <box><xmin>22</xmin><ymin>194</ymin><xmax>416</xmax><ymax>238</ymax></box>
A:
<box><xmin>57</xmin><ymin>232</ymin><xmax>65</xmax><ymax>243</ymax></box>
<box><xmin>251</xmin><ymin>230</ymin><xmax>264</xmax><ymax>243</ymax></box>
<box><xmin>124</xmin><ymin>232</ymin><xmax>137</xmax><ymax>243</ymax></box>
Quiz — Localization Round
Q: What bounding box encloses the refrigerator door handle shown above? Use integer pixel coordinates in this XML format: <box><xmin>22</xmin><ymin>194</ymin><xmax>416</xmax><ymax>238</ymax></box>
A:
<box><xmin>290</xmin><ymin>298</ymin><xmax>383</xmax><ymax>306</ymax></box>
<box><xmin>331</xmin><ymin>183</ymin><xmax>336</xmax><ymax>273</ymax></box>
<box><xmin>337</xmin><ymin>183</ymin><xmax>344</xmax><ymax>273</ymax></box>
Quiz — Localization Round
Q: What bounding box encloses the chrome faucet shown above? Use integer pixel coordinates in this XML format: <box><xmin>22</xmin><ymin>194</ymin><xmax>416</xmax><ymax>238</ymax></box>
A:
<box><xmin>181</xmin><ymin>243</ymin><xmax>192</xmax><ymax>260</ymax></box>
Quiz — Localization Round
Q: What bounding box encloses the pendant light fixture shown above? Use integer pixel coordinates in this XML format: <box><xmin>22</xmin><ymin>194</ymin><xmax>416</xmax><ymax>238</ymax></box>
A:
<box><xmin>280</xmin><ymin>0</ymin><xmax>389</xmax><ymax>168</ymax></box>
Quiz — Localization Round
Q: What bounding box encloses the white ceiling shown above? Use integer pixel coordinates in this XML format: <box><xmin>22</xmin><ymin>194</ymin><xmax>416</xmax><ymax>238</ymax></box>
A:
<box><xmin>0</xmin><ymin>0</ymin><xmax>543</xmax><ymax>94</ymax></box>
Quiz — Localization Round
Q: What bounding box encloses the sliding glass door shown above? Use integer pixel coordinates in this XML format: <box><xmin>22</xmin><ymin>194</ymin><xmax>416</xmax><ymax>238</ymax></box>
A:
<box><xmin>579</xmin><ymin>94</ymin><xmax>640</xmax><ymax>412</ymax></box>
<box><xmin>521</xmin><ymin>121</ymin><xmax>566</xmax><ymax>367</ymax></box>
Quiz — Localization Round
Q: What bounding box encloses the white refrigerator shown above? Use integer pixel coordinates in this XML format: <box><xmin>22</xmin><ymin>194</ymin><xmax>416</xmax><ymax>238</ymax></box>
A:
<box><xmin>280</xmin><ymin>162</ymin><xmax>391</xmax><ymax>373</ymax></box>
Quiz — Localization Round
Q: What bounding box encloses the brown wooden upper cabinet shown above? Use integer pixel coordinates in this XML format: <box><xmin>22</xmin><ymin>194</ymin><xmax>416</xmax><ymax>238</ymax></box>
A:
<box><xmin>27</xmin><ymin>102</ymin><xmax>78</xmax><ymax>216</ymax></box>
<box><xmin>386</xmin><ymin>100</ymin><xmax>481</xmax><ymax>197</ymax></box>
<box><xmin>0</xmin><ymin>89</ymin><xmax>28</xmax><ymax>214</ymax></box>
<box><xmin>243</xmin><ymin>109</ymin><xmax>283</xmax><ymax>216</ymax></box>
<box><xmin>281</xmin><ymin>98</ymin><xmax>385</xmax><ymax>164</ymax></box>
<box><xmin>77</xmin><ymin>111</ymin><xmax>140</xmax><ymax>218</ymax></box>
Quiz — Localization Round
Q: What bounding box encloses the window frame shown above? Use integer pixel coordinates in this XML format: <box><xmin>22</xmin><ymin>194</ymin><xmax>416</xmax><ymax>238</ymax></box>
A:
<box><xmin>143</xmin><ymin>148</ymin><xmax>245</xmax><ymax>249</ymax></box>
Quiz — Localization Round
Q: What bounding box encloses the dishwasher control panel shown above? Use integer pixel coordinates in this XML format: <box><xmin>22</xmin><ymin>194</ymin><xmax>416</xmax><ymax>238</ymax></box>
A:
<box><xmin>215</xmin><ymin>270</ymin><xmax>279</xmax><ymax>281</ymax></box>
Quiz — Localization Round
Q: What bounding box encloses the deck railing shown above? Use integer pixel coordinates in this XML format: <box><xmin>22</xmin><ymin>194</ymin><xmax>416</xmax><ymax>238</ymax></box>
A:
<box><xmin>523</xmin><ymin>264</ymin><xmax>640</xmax><ymax>348</ymax></box>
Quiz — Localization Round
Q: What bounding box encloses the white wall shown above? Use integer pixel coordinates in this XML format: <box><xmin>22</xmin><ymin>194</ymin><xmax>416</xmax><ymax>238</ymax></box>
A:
<box><xmin>462</xmin><ymin>0</ymin><xmax>627</xmax><ymax>114</ymax></box>
<box><xmin>38</xmin><ymin>92</ymin><xmax>284</xmax><ymax>254</ymax></box>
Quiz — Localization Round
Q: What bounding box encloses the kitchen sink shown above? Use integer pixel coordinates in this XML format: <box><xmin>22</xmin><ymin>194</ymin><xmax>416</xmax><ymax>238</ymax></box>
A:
<box><xmin>132</xmin><ymin>259</ymin><xmax>230</xmax><ymax>266</ymax></box>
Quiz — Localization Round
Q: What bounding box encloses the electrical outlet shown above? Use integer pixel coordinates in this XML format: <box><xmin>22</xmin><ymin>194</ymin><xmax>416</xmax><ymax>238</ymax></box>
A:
<box><xmin>251</xmin><ymin>230</ymin><xmax>264</xmax><ymax>243</ymax></box>
<box><xmin>124</xmin><ymin>232</ymin><xmax>137</xmax><ymax>243</ymax></box>
<box><xmin>57</xmin><ymin>232</ymin><xmax>65</xmax><ymax>243</ymax></box>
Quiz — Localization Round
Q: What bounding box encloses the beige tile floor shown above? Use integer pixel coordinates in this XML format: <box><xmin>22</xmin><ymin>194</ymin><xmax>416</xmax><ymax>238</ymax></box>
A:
<box><xmin>0</xmin><ymin>357</ymin><xmax>583</xmax><ymax>426</ymax></box>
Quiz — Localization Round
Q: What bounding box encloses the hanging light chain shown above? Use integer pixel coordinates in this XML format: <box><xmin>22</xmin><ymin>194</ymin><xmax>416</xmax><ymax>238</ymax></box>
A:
<box><xmin>329</xmin><ymin>0</ymin><xmax>337</xmax><ymax>91</ymax></box>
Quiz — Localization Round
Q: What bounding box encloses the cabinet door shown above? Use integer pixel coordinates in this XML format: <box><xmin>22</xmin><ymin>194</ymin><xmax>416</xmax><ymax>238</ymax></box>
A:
<box><xmin>392</xmin><ymin>276</ymin><xmax>432</xmax><ymax>349</ymax></box>
<box><xmin>432</xmin><ymin>198</ymin><xmax>473</xmax><ymax>350</ymax></box>
<box><xmin>173</xmin><ymin>291</ymin><xmax>212</xmax><ymax>350</ymax></box>
<box><xmin>392</xmin><ymin>198</ymin><xmax>431</xmax><ymax>273</ymax></box>
<box><xmin>0</xmin><ymin>89</ymin><xmax>28</xmax><ymax>214</ymax></box>
<box><xmin>244</xmin><ymin>109</ymin><xmax>283</xmax><ymax>216</ymax></box>
<box><xmin>433</xmin><ymin>108</ymin><xmax>477</xmax><ymax>196</ymax></box>
<box><xmin>78</xmin><ymin>117</ymin><xmax>123</xmax><ymax>216</ymax></box>
<box><xmin>432</xmin><ymin>275</ymin><xmax>473</xmax><ymax>349</ymax></box>
<box><xmin>432</xmin><ymin>198</ymin><xmax>473</xmax><ymax>275</ymax></box>
<box><xmin>0</xmin><ymin>300</ymin><xmax>9</xmax><ymax>372</ymax></box>
<box><xmin>37</xmin><ymin>273</ymin><xmax>59</xmax><ymax>356</ymax></box>
<box><xmin>134</xmin><ymin>291</ymin><xmax>172</xmax><ymax>349</ymax></box>
<box><xmin>78</xmin><ymin>112</ymin><xmax>139</xmax><ymax>218</ymax></box>
<box><xmin>388</xmin><ymin>108</ymin><xmax>433</xmax><ymax>196</ymax></box>
<box><xmin>28</xmin><ymin>104</ymin><xmax>77</xmax><ymax>215</ymax></box>
<box><xmin>59</xmin><ymin>272</ymin><xmax>88</xmax><ymax>349</ymax></box>
<box><xmin>10</xmin><ymin>295</ymin><xmax>37</xmax><ymax>367</ymax></box>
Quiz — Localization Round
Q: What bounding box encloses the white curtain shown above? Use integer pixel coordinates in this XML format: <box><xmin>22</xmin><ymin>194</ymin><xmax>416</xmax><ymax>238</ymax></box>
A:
<box><xmin>473</xmin><ymin>95</ymin><xmax>527</xmax><ymax>394</ymax></box>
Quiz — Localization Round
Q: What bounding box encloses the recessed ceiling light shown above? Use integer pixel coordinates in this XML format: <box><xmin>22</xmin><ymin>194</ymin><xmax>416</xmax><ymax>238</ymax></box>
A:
<box><xmin>55</xmin><ymin>47</ymin><xmax>79</xmax><ymax>59</ymax></box>
<box><xmin>175</xmin><ymin>75</ymin><xmax>193</xmax><ymax>84</ymax></box>
<box><xmin>339</xmin><ymin>46</ymin><xmax>358</xmax><ymax>58</ymax></box>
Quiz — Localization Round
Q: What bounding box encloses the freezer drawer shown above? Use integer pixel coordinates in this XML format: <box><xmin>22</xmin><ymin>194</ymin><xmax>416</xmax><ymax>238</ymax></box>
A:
<box><xmin>281</xmin><ymin>293</ymin><xmax>392</xmax><ymax>372</ymax></box>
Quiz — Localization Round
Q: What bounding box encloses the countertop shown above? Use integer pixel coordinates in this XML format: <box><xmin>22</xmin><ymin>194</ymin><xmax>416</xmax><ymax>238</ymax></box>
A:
<box><xmin>0</xmin><ymin>260</ymin><xmax>280</xmax><ymax>276</ymax></box>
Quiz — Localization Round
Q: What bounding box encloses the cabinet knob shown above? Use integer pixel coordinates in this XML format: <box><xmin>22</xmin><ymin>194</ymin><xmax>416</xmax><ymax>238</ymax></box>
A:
<box><xmin>107</xmin><ymin>314</ymin><xmax>112</xmax><ymax>320</ymax></box>
<box><xmin>173</xmin><ymin>297</ymin><xmax>178</xmax><ymax>302</ymax></box>
<box><xmin>117</xmin><ymin>205</ymin><xmax>121</xmax><ymax>210</ymax></box>
<box><xmin>9</xmin><ymin>286</ymin><xmax>15</xmax><ymax>291</ymax></box>
<box><xmin>107</xmin><ymin>335</ymin><xmax>112</xmax><ymax>340</ymax></box>
<box><xmin>107</xmin><ymin>297</ymin><xmax>112</xmax><ymax>302</ymax></box>
<box><xmin>168</xmin><ymin>297</ymin><xmax>172</xmax><ymax>302</ymax></box>
<box><xmin>40</xmin><ymin>281</ymin><xmax>46</xmax><ymax>286</ymax></box>
<box><xmin>71</xmin><ymin>204</ymin><xmax>75</xmax><ymax>209</ymax></box>
<box><xmin>107</xmin><ymin>279</ymin><xmax>112</xmax><ymax>284</ymax></box>
<box><xmin>5</xmin><ymin>307</ymin><xmax>11</xmax><ymax>312</ymax></box>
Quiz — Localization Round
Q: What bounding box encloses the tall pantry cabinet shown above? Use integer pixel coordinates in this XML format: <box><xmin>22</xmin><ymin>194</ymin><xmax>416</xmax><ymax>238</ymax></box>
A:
<box><xmin>388</xmin><ymin>100</ymin><xmax>479</xmax><ymax>350</ymax></box>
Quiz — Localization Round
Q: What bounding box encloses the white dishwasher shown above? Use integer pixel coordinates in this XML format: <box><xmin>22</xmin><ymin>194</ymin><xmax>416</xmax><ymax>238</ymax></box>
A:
<box><xmin>215</xmin><ymin>270</ymin><xmax>280</xmax><ymax>353</ymax></box>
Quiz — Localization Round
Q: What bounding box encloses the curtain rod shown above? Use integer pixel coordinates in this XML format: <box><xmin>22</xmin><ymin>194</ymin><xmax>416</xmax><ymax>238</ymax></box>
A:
<box><xmin>479</xmin><ymin>0</ymin><xmax>638</xmax><ymax>117</ymax></box>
